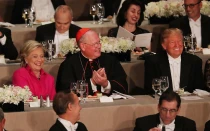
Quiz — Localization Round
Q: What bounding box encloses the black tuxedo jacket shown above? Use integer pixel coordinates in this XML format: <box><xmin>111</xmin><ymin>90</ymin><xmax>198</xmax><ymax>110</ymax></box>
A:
<box><xmin>49</xmin><ymin>119</ymin><xmax>88</xmax><ymax>131</ymax></box>
<box><xmin>10</xmin><ymin>0</ymin><xmax>66</xmax><ymax>24</ymax></box>
<box><xmin>169</xmin><ymin>14</ymin><xmax>210</xmax><ymax>48</ymax></box>
<box><xmin>205</xmin><ymin>120</ymin><xmax>210</xmax><ymax>131</ymax></box>
<box><xmin>0</xmin><ymin>27</ymin><xmax>18</xmax><ymax>60</ymax></box>
<box><xmin>35</xmin><ymin>22</ymin><xmax>81</xmax><ymax>42</ymax></box>
<box><xmin>133</xmin><ymin>113</ymin><xmax>196</xmax><ymax>131</ymax></box>
<box><xmin>101</xmin><ymin>0</ymin><xmax>121</xmax><ymax>17</ymax></box>
<box><xmin>144</xmin><ymin>52</ymin><xmax>204</xmax><ymax>94</ymax></box>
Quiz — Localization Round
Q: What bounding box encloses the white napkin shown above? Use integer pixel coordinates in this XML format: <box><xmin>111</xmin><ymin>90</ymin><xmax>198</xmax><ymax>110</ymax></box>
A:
<box><xmin>202</xmin><ymin>48</ymin><xmax>210</xmax><ymax>55</ymax></box>
<box><xmin>110</xmin><ymin>93</ymin><xmax>127</xmax><ymax>99</ymax></box>
<box><xmin>113</xmin><ymin>90</ymin><xmax>135</xmax><ymax>99</ymax></box>
<box><xmin>193</xmin><ymin>89</ymin><xmax>210</xmax><ymax>96</ymax></box>
<box><xmin>0</xmin><ymin>22</ymin><xmax>15</xmax><ymax>27</ymax></box>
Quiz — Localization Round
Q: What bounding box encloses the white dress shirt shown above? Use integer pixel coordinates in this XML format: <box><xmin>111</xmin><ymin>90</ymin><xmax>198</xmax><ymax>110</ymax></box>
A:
<box><xmin>0</xmin><ymin>35</ymin><xmax>6</xmax><ymax>45</ymax></box>
<box><xmin>160</xmin><ymin>118</ymin><xmax>175</xmax><ymax>131</ymax></box>
<box><xmin>32</xmin><ymin>0</ymin><xmax>55</xmax><ymax>21</ymax></box>
<box><xmin>168</xmin><ymin>54</ymin><xmax>181</xmax><ymax>91</ymax></box>
<box><xmin>189</xmin><ymin>15</ymin><xmax>201</xmax><ymax>48</ymax></box>
<box><xmin>58</xmin><ymin>117</ymin><xmax>78</xmax><ymax>131</ymax></box>
<box><xmin>54</xmin><ymin>30</ymin><xmax>69</xmax><ymax>57</ymax></box>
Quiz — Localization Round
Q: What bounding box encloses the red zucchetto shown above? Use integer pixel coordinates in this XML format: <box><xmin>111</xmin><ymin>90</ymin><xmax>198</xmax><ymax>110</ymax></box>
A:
<box><xmin>76</xmin><ymin>28</ymin><xmax>91</xmax><ymax>43</ymax></box>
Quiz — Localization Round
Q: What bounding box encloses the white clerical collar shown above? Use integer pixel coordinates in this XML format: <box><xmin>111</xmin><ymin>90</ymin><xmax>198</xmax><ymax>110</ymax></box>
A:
<box><xmin>167</xmin><ymin>54</ymin><xmax>181</xmax><ymax>64</ymax></box>
<box><xmin>58</xmin><ymin>117</ymin><xmax>78</xmax><ymax>131</ymax></box>
<box><xmin>55</xmin><ymin>30</ymin><xmax>69</xmax><ymax>36</ymax></box>
<box><xmin>81</xmin><ymin>52</ymin><xmax>93</xmax><ymax>61</ymax></box>
<box><xmin>189</xmin><ymin>15</ymin><xmax>201</xmax><ymax>25</ymax></box>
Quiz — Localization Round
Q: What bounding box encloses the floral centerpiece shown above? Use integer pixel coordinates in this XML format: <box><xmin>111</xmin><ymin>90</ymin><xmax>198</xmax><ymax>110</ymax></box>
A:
<box><xmin>0</xmin><ymin>85</ymin><xmax>32</xmax><ymax>112</ymax></box>
<box><xmin>145</xmin><ymin>1</ymin><xmax>210</xmax><ymax>24</ymax></box>
<box><xmin>59</xmin><ymin>37</ymin><xmax>135</xmax><ymax>61</ymax></box>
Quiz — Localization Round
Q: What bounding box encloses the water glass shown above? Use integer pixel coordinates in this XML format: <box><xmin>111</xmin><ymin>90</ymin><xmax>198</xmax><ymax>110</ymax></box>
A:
<box><xmin>160</xmin><ymin>76</ymin><xmax>169</xmax><ymax>93</ymax></box>
<box><xmin>90</xmin><ymin>4</ymin><xmax>97</xmax><ymax>24</ymax></box>
<box><xmin>22</xmin><ymin>8</ymin><xmax>29</xmax><ymax>27</ymax></box>
<box><xmin>77</xmin><ymin>80</ymin><xmax>88</xmax><ymax>104</ymax></box>
<box><xmin>152</xmin><ymin>78</ymin><xmax>161</xmax><ymax>97</ymax></box>
<box><xmin>96</xmin><ymin>3</ymin><xmax>105</xmax><ymax>24</ymax></box>
<box><xmin>189</xmin><ymin>34</ymin><xmax>197</xmax><ymax>55</ymax></box>
<box><xmin>70</xmin><ymin>82</ymin><xmax>78</xmax><ymax>94</ymax></box>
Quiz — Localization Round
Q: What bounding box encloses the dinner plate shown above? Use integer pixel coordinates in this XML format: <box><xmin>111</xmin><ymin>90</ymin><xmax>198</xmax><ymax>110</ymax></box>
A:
<box><xmin>188</xmin><ymin>49</ymin><xmax>202</xmax><ymax>53</ymax></box>
<box><xmin>103</xmin><ymin>18</ymin><xmax>111</xmax><ymax>22</ymax></box>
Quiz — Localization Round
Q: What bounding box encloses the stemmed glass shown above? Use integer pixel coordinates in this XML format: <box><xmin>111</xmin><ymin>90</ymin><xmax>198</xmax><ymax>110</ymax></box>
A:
<box><xmin>22</xmin><ymin>8</ymin><xmax>29</xmax><ymax>27</ymax></box>
<box><xmin>189</xmin><ymin>34</ymin><xmax>197</xmax><ymax>55</ymax></box>
<box><xmin>152</xmin><ymin>78</ymin><xmax>161</xmax><ymax>98</ymax></box>
<box><xmin>160</xmin><ymin>76</ymin><xmax>169</xmax><ymax>94</ymax></box>
<box><xmin>70</xmin><ymin>82</ymin><xmax>78</xmax><ymax>94</ymax></box>
<box><xmin>77</xmin><ymin>80</ymin><xmax>88</xmax><ymax>104</ymax></box>
<box><xmin>183</xmin><ymin>35</ymin><xmax>190</xmax><ymax>52</ymax></box>
<box><xmin>47</xmin><ymin>40</ymin><xmax>55</xmax><ymax>61</ymax></box>
<box><xmin>96</xmin><ymin>3</ymin><xmax>105</xmax><ymax>24</ymax></box>
<box><xmin>28</xmin><ymin>6</ymin><xmax>36</xmax><ymax>27</ymax></box>
<box><xmin>90</xmin><ymin>4</ymin><xmax>97</xmax><ymax>24</ymax></box>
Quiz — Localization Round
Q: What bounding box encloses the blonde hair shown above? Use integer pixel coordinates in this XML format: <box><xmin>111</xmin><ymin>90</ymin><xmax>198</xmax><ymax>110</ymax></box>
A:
<box><xmin>20</xmin><ymin>40</ymin><xmax>44</xmax><ymax>67</ymax></box>
<box><xmin>161</xmin><ymin>28</ymin><xmax>183</xmax><ymax>43</ymax></box>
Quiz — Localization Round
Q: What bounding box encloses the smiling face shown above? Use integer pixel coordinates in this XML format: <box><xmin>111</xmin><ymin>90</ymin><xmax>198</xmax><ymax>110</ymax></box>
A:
<box><xmin>184</xmin><ymin>0</ymin><xmax>202</xmax><ymax>21</ymax></box>
<box><xmin>25</xmin><ymin>47</ymin><xmax>44</xmax><ymax>73</ymax></box>
<box><xmin>162</xmin><ymin>32</ymin><xmax>183</xmax><ymax>58</ymax></box>
<box><xmin>80</xmin><ymin>31</ymin><xmax>101</xmax><ymax>59</ymax></box>
<box><xmin>125</xmin><ymin>4</ymin><xmax>140</xmax><ymax>25</ymax></box>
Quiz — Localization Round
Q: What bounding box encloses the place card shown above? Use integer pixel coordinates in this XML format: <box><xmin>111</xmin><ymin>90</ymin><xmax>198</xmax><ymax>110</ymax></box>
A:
<box><xmin>100</xmin><ymin>96</ymin><xmax>113</xmax><ymax>103</ymax></box>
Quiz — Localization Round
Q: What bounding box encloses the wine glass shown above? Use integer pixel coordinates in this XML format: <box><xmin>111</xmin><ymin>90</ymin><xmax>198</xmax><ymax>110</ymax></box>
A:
<box><xmin>152</xmin><ymin>78</ymin><xmax>161</xmax><ymax>98</ymax></box>
<box><xmin>77</xmin><ymin>80</ymin><xmax>88</xmax><ymax>104</ymax></box>
<box><xmin>70</xmin><ymin>82</ymin><xmax>78</xmax><ymax>94</ymax></box>
<box><xmin>189</xmin><ymin>34</ymin><xmax>197</xmax><ymax>55</ymax></box>
<box><xmin>160</xmin><ymin>76</ymin><xmax>169</xmax><ymax>94</ymax></box>
<box><xmin>96</xmin><ymin>3</ymin><xmax>105</xmax><ymax>24</ymax></box>
<box><xmin>22</xmin><ymin>8</ymin><xmax>29</xmax><ymax>27</ymax></box>
<box><xmin>183</xmin><ymin>35</ymin><xmax>190</xmax><ymax>52</ymax></box>
<box><xmin>28</xmin><ymin>6</ymin><xmax>36</xmax><ymax>27</ymax></box>
<box><xmin>47</xmin><ymin>40</ymin><xmax>55</xmax><ymax>61</ymax></box>
<box><xmin>90</xmin><ymin>4</ymin><xmax>97</xmax><ymax>24</ymax></box>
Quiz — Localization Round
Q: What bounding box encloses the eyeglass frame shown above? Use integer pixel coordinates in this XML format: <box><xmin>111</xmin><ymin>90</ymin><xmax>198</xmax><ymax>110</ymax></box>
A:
<box><xmin>182</xmin><ymin>1</ymin><xmax>201</xmax><ymax>9</ymax></box>
<box><xmin>84</xmin><ymin>42</ymin><xmax>101</xmax><ymax>47</ymax></box>
<box><xmin>160</xmin><ymin>107</ymin><xmax>178</xmax><ymax>114</ymax></box>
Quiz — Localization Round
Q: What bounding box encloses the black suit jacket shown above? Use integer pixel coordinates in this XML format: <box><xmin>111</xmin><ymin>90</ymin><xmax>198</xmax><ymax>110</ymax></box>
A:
<box><xmin>35</xmin><ymin>22</ymin><xmax>81</xmax><ymax>42</ymax></box>
<box><xmin>144</xmin><ymin>52</ymin><xmax>204</xmax><ymax>94</ymax></box>
<box><xmin>205</xmin><ymin>120</ymin><xmax>210</xmax><ymax>131</ymax></box>
<box><xmin>169</xmin><ymin>14</ymin><xmax>210</xmax><ymax>48</ymax></box>
<box><xmin>133</xmin><ymin>113</ymin><xmax>196</xmax><ymax>131</ymax></box>
<box><xmin>56</xmin><ymin>52</ymin><xmax>128</xmax><ymax>95</ymax></box>
<box><xmin>49</xmin><ymin>119</ymin><xmax>88</xmax><ymax>131</ymax></box>
<box><xmin>0</xmin><ymin>27</ymin><xmax>18</xmax><ymax>60</ymax></box>
<box><xmin>10</xmin><ymin>0</ymin><xmax>66</xmax><ymax>24</ymax></box>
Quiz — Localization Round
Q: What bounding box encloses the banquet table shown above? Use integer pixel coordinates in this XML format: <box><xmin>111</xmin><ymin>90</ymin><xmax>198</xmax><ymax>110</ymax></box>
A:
<box><xmin>4</xmin><ymin>95</ymin><xmax>210</xmax><ymax>131</ymax></box>
<box><xmin>7</xmin><ymin>22</ymin><xmax>168</xmax><ymax>53</ymax></box>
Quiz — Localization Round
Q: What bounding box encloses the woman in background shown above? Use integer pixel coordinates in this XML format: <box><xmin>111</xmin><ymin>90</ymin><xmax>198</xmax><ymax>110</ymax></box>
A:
<box><xmin>107</xmin><ymin>0</ymin><xmax>149</xmax><ymax>37</ymax></box>
<box><xmin>12</xmin><ymin>40</ymin><xmax>55</xmax><ymax>100</ymax></box>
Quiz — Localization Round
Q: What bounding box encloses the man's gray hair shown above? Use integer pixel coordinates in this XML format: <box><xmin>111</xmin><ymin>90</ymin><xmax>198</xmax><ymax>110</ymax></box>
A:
<box><xmin>54</xmin><ymin>5</ymin><xmax>73</xmax><ymax>18</ymax></box>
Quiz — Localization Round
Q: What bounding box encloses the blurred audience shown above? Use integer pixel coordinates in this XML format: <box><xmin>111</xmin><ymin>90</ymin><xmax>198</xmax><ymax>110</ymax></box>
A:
<box><xmin>169</xmin><ymin>0</ymin><xmax>210</xmax><ymax>48</ymax></box>
<box><xmin>12</xmin><ymin>40</ymin><xmax>56</xmax><ymax>100</ymax></box>
<box><xmin>108</xmin><ymin>0</ymin><xmax>149</xmax><ymax>37</ymax></box>
<box><xmin>0</xmin><ymin>27</ymin><xmax>18</xmax><ymax>60</ymax></box>
<box><xmin>11</xmin><ymin>0</ymin><xmax>65</xmax><ymax>24</ymax></box>
<box><xmin>35</xmin><ymin>5</ymin><xmax>81</xmax><ymax>57</ymax></box>
<box><xmin>50</xmin><ymin>91</ymin><xmax>87</xmax><ymax>131</ymax></box>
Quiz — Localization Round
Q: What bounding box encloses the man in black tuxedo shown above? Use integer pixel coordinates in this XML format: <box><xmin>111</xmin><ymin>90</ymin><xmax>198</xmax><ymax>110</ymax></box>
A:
<box><xmin>133</xmin><ymin>91</ymin><xmax>196</xmax><ymax>131</ymax></box>
<box><xmin>50</xmin><ymin>91</ymin><xmax>87</xmax><ymax>131</ymax></box>
<box><xmin>35</xmin><ymin>5</ymin><xmax>81</xmax><ymax>57</ymax></box>
<box><xmin>204</xmin><ymin>120</ymin><xmax>210</xmax><ymax>131</ymax></box>
<box><xmin>169</xmin><ymin>0</ymin><xmax>210</xmax><ymax>48</ymax></box>
<box><xmin>144</xmin><ymin>28</ymin><xmax>204</xmax><ymax>94</ymax></box>
<box><xmin>11</xmin><ymin>0</ymin><xmax>66</xmax><ymax>24</ymax></box>
<box><xmin>56</xmin><ymin>28</ymin><xmax>128</xmax><ymax>95</ymax></box>
<box><xmin>0</xmin><ymin>28</ymin><xmax>18</xmax><ymax>60</ymax></box>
